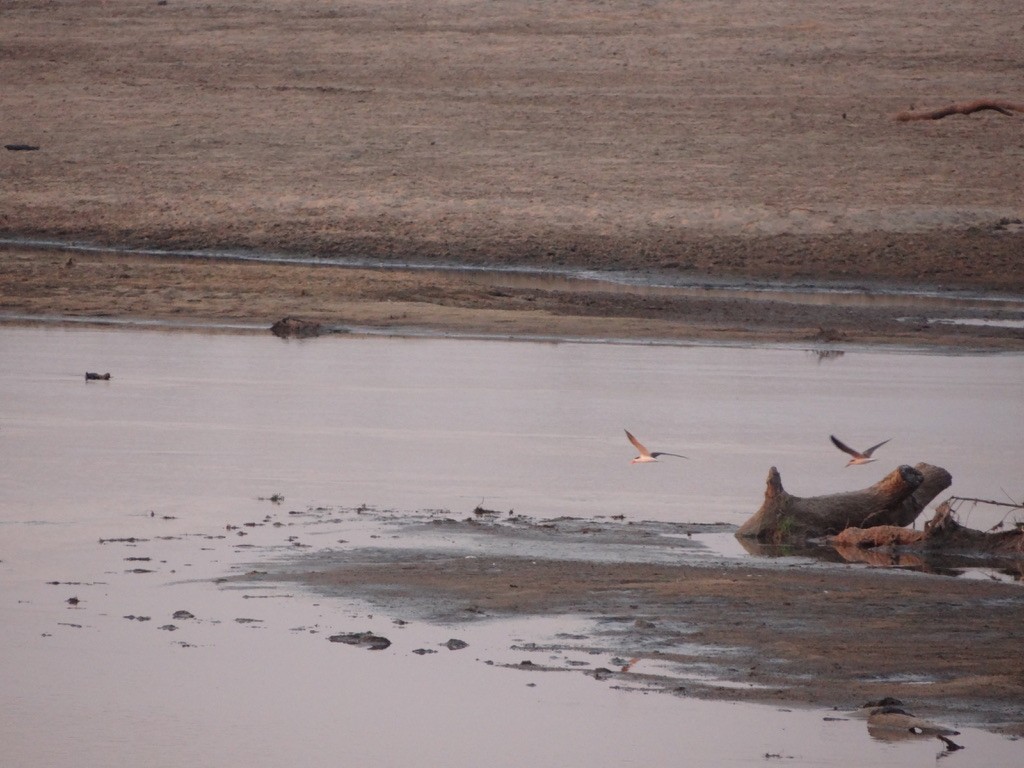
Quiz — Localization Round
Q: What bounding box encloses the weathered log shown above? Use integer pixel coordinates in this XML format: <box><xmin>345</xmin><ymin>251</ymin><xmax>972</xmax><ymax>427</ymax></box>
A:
<box><xmin>827</xmin><ymin>505</ymin><xmax>1019</xmax><ymax>573</ymax></box>
<box><xmin>831</xmin><ymin>525</ymin><xmax>923</xmax><ymax>549</ymax></box>
<box><xmin>736</xmin><ymin>463</ymin><xmax>952</xmax><ymax>542</ymax></box>
<box><xmin>894</xmin><ymin>99</ymin><xmax>1024</xmax><ymax>122</ymax></box>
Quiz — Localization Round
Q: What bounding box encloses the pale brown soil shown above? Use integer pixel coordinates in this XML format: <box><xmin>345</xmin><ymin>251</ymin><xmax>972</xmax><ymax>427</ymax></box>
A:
<box><xmin>2</xmin><ymin>0</ymin><xmax>1024</xmax><ymax>348</ymax></box>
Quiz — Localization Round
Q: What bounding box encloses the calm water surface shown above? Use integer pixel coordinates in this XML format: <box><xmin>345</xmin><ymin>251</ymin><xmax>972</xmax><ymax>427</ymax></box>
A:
<box><xmin>2</xmin><ymin>326</ymin><xmax>1022</xmax><ymax>767</ymax></box>
<box><xmin>3</xmin><ymin>326</ymin><xmax>1022</xmax><ymax>528</ymax></box>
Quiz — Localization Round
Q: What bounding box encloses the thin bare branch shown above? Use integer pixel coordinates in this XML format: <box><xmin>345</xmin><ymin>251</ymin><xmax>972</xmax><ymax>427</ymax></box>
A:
<box><xmin>894</xmin><ymin>99</ymin><xmax>1024</xmax><ymax>122</ymax></box>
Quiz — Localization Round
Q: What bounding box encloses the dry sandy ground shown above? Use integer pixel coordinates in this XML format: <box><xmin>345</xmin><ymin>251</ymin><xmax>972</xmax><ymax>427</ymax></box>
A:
<box><xmin>2</xmin><ymin>0</ymin><xmax>1024</xmax><ymax>350</ymax></box>
<box><xmin>3</xmin><ymin>0</ymin><xmax>1024</xmax><ymax>734</ymax></box>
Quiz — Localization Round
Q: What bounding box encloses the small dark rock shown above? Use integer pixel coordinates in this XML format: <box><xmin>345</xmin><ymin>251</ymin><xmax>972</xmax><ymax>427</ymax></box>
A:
<box><xmin>158</xmin><ymin>624</ymin><xmax>178</xmax><ymax>631</ymax></box>
<box><xmin>66</xmin><ymin>597</ymin><xmax>80</xmax><ymax>605</ymax></box>
<box><xmin>172</xmin><ymin>610</ymin><xmax>195</xmax><ymax>620</ymax></box>
<box><xmin>444</xmin><ymin>638</ymin><xmax>469</xmax><ymax>650</ymax></box>
<box><xmin>862</xmin><ymin>696</ymin><xmax>903</xmax><ymax>709</ymax></box>
<box><xmin>85</xmin><ymin>372</ymin><xmax>112</xmax><ymax>381</ymax></box>
<box><xmin>412</xmin><ymin>648</ymin><xmax>438</xmax><ymax>655</ymax></box>
<box><xmin>271</xmin><ymin>317</ymin><xmax>322</xmax><ymax>339</ymax></box>
<box><xmin>328</xmin><ymin>631</ymin><xmax>391</xmax><ymax>650</ymax></box>
<box><xmin>5</xmin><ymin>144</ymin><xmax>40</xmax><ymax>151</ymax></box>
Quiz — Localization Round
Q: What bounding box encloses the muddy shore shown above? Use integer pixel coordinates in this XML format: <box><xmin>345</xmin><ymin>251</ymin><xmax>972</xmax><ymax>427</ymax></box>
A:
<box><xmin>3</xmin><ymin>243</ymin><xmax>1024</xmax><ymax>351</ymax></box>
<box><xmin>232</xmin><ymin>508</ymin><xmax>1024</xmax><ymax>734</ymax></box>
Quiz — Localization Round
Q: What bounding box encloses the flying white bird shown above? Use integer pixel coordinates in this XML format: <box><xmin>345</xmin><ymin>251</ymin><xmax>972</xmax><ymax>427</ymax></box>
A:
<box><xmin>625</xmin><ymin>429</ymin><xmax>687</xmax><ymax>464</ymax></box>
<box><xmin>830</xmin><ymin>435</ymin><xmax>891</xmax><ymax>467</ymax></box>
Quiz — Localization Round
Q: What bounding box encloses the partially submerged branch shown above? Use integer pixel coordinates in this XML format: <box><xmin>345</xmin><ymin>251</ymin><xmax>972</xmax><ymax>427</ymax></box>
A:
<box><xmin>894</xmin><ymin>99</ymin><xmax>1024</xmax><ymax>121</ymax></box>
<box><xmin>831</xmin><ymin>501</ymin><xmax>1024</xmax><ymax>558</ymax></box>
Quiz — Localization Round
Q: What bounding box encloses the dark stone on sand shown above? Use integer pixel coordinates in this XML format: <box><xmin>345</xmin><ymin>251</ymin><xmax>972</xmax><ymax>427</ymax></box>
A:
<box><xmin>862</xmin><ymin>696</ymin><xmax>903</xmax><ymax>708</ymax></box>
<box><xmin>412</xmin><ymin>648</ymin><xmax>438</xmax><ymax>655</ymax></box>
<box><xmin>5</xmin><ymin>144</ymin><xmax>40</xmax><ymax>151</ymax></box>
<box><xmin>158</xmin><ymin>624</ymin><xmax>178</xmax><ymax>631</ymax></box>
<box><xmin>328</xmin><ymin>631</ymin><xmax>392</xmax><ymax>650</ymax></box>
<box><xmin>444</xmin><ymin>638</ymin><xmax>469</xmax><ymax>650</ymax></box>
<box><xmin>66</xmin><ymin>597</ymin><xmax>80</xmax><ymax>605</ymax></box>
<box><xmin>85</xmin><ymin>372</ymin><xmax>111</xmax><ymax>380</ymax></box>
<box><xmin>271</xmin><ymin>317</ymin><xmax>323</xmax><ymax>338</ymax></box>
<box><xmin>172</xmin><ymin>610</ymin><xmax>195</xmax><ymax>620</ymax></box>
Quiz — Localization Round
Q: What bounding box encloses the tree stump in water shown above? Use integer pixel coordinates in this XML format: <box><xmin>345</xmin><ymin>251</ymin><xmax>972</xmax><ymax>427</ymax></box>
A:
<box><xmin>736</xmin><ymin>463</ymin><xmax>952</xmax><ymax>543</ymax></box>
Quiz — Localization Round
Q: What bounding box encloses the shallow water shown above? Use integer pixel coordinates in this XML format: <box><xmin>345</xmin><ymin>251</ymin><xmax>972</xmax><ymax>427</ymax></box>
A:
<box><xmin>2</xmin><ymin>326</ymin><xmax>1021</xmax><ymax>530</ymax></box>
<box><xmin>2</xmin><ymin>326</ymin><xmax>1023</xmax><ymax>767</ymax></box>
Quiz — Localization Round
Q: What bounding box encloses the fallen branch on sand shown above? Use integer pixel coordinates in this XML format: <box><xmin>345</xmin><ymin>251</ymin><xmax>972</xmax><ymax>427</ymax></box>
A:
<box><xmin>894</xmin><ymin>98</ymin><xmax>1024</xmax><ymax>121</ymax></box>
<box><xmin>736</xmin><ymin>463</ymin><xmax>951</xmax><ymax>542</ymax></box>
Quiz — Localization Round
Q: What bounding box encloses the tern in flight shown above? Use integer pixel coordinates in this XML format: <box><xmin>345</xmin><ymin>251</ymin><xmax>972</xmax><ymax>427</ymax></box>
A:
<box><xmin>830</xmin><ymin>435</ymin><xmax>891</xmax><ymax>467</ymax></box>
<box><xmin>625</xmin><ymin>429</ymin><xmax>688</xmax><ymax>464</ymax></box>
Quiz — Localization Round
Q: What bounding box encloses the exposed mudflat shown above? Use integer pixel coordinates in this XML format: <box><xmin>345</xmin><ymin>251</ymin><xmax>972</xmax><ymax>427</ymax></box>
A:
<box><xmin>3</xmin><ymin>244</ymin><xmax>1024</xmax><ymax>350</ymax></box>
<box><xmin>229</xmin><ymin>507</ymin><xmax>1024</xmax><ymax>733</ymax></box>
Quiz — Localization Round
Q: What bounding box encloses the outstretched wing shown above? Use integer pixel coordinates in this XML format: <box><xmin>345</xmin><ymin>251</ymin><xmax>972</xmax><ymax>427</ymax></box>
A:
<box><xmin>651</xmin><ymin>451</ymin><xmax>688</xmax><ymax>460</ymax></box>
<box><xmin>830</xmin><ymin>434</ymin><xmax>862</xmax><ymax>458</ymax></box>
<box><xmin>862</xmin><ymin>438</ymin><xmax>891</xmax><ymax>457</ymax></box>
<box><xmin>625</xmin><ymin>429</ymin><xmax>651</xmax><ymax>457</ymax></box>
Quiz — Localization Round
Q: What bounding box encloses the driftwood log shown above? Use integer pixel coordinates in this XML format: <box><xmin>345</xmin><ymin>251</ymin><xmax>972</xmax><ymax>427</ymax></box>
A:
<box><xmin>895</xmin><ymin>99</ymin><xmax>1024</xmax><ymax>122</ymax></box>
<box><xmin>832</xmin><ymin>501</ymin><xmax>1024</xmax><ymax>558</ymax></box>
<box><xmin>736</xmin><ymin>463</ymin><xmax>952</xmax><ymax>542</ymax></box>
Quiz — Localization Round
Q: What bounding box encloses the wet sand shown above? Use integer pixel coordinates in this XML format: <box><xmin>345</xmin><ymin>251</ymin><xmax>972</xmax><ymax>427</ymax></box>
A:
<box><xmin>235</xmin><ymin>509</ymin><xmax>1024</xmax><ymax>733</ymax></box>
<box><xmin>2</xmin><ymin>244</ymin><xmax>1024</xmax><ymax>350</ymax></box>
